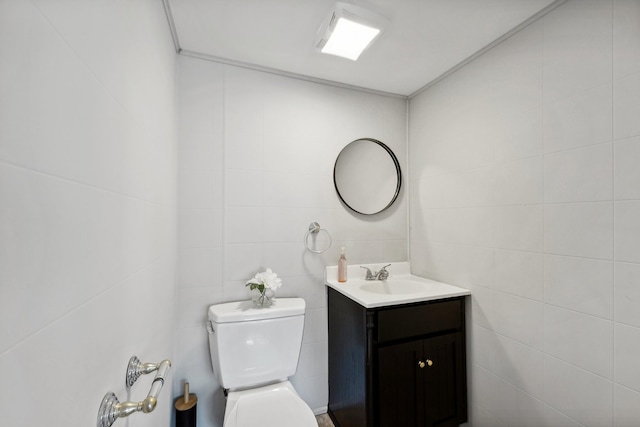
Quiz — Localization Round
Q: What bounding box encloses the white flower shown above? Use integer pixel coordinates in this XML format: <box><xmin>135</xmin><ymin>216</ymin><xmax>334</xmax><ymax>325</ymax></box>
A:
<box><xmin>246</xmin><ymin>268</ymin><xmax>282</xmax><ymax>291</ymax></box>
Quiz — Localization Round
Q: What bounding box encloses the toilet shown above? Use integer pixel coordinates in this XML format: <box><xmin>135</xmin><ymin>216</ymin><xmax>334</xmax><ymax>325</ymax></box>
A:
<box><xmin>207</xmin><ymin>298</ymin><xmax>317</xmax><ymax>427</ymax></box>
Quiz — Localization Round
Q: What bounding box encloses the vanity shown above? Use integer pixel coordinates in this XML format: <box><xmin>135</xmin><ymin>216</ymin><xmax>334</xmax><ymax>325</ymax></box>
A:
<box><xmin>325</xmin><ymin>263</ymin><xmax>470</xmax><ymax>427</ymax></box>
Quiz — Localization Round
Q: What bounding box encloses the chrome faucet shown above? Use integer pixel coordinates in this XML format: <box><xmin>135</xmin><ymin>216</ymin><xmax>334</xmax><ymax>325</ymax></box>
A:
<box><xmin>360</xmin><ymin>264</ymin><xmax>391</xmax><ymax>280</ymax></box>
<box><xmin>360</xmin><ymin>266</ymin><xmax>375</xmax><ymax>280</ymax></box>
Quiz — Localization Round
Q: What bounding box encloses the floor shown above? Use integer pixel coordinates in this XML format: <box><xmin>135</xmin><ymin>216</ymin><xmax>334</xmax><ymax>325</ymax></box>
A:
<box><xmin>316</xmin><ymin>413</ymin><xmax>335</xmax><ymax>427</ymax></box>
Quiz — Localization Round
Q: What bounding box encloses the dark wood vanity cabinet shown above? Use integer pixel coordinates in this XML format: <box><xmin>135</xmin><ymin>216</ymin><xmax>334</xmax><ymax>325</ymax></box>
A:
<box><xmin>327</xmin><ymin>287</ymin><xmax>467</xmax><ymax>427</ymax></box>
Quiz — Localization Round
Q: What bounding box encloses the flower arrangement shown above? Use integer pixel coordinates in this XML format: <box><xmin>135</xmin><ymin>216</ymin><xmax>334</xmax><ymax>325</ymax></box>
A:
<box><xmin>246</xmin><ymin>268</ymin><xmax>282</xmax><ymax>306</ymax></box>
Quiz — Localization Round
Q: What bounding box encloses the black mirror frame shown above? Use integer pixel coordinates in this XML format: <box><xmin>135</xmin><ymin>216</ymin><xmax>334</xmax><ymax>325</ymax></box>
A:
<box><xmin>333</xmin><ymin>138</ymin><xmax>402</xmax><ymax>215</ymax></box>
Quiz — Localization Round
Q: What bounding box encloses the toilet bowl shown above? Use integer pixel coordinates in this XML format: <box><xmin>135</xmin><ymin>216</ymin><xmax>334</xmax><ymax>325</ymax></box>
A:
<box><xmin>207</xmin><ymin>298</ymin><xmax>317</xmax><ymax>427</ymax></box>
<box><xmin>223</xmin><ymin>381</ymin><xmax>317</xmax><ymax>427</ymax></box>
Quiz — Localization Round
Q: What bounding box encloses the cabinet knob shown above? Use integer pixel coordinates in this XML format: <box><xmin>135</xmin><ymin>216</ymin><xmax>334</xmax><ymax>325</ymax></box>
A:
<box><xmin>426</xmin><ymin>359</ymin><xmax>433</xmax><ymax>367</ymax></box>
<box><xmin>418</xmin><ymin>361</ymin><xmax>426</xmax><ymax>369</ymax></box>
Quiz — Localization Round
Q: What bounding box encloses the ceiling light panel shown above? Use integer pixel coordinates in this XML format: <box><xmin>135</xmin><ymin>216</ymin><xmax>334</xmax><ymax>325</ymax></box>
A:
<box><xmin>315</xmin><ymin>2</ymin><xmax>388</xmax><ymax>61</ymax></box>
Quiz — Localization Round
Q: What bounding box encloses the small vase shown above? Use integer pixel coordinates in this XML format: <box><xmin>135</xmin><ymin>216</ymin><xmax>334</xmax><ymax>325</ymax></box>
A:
<box><xmin>251</xmin><ymin>287</ymin><xmax>274</xmax><ymax>307</ymax></box>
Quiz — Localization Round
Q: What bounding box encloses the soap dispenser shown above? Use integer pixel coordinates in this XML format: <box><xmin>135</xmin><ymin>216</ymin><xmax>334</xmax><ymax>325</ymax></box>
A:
<box><xmin>338</xmin><ymin>247</ymin><xmax>348</xmax><ymax>282</ymax></box>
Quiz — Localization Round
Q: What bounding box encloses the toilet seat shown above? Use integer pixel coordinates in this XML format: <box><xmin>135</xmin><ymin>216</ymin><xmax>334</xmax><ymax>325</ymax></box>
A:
<box><xmin>224</xmin><ymin>382</ymin><xmax>317</xmax><ymax>427</ymax></box>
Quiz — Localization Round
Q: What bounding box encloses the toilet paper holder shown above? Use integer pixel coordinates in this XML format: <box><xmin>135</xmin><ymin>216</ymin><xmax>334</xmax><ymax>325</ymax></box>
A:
<box><xmin>97</xmin><ymin>356</ymin><xmax>171</xmax><ymax>427</ymax></box>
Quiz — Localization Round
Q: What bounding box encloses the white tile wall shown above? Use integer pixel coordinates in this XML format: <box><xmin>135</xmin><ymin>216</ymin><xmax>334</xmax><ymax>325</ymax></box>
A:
<box><xmin>543</xmin><ymin>83</ymin><xmax>613</xmax><ymax>154</ymax></box>
<box><xmin>614</xmin><ymin>136</ymin><xmax>640</xmax><ymax>200</ymax></box>
<box><xmin>494</xmin><ymin>249</ymin><xmax>544</xmax><ymax>301</ymax></box>
<box><xmin>493</xmin><ymin>335</ymin><xmax>544</xmax><ymax>399</ymax></box>
<box><xmin>494</xmin><ymin>157</ymin><xmax>543</xmax><ymax>206</ymax></box>
<box><xmin>614</xmin><ymin>73</ymin><xmax>640</xmax><ymax>140</ymax></box>
<box><xmin>410</xmin><ymin>0</ymin><xmax>640</xmax><ymax>425</ymax></box>
<box><xmin>0</xmin><ymin>0</ymin><xmax>177</xmax><ymax>425</ymax></box>
<box><xmin>458</xmin><ymin>246</ymin><xmax>495</xmax><ymax>288</ymax></box>
<box><xmin>544</xmin><ymin>202</ymin><xmax>613</xmax><ymax>259</ymax></box>
<box><xmin>544</xmin><ymin>356</ymin><xmax>613</xmax><ymax>427</ymax></box>
<box><xmin>544</xmin><ymin>305</ymin><xmax>613</xmax><ymax>379</ymax></box>
<box><xmin>614</xmin><ymin>323</ymin><xmax>640</xmax><ymax>392</ymax></box>
<box><xmin>494</xmin><ymin>205</ymin><xmax>544</xmax><ymax>252</ymax></box>
<box><xmin>615</xmin><ymin>385</ymin><xmax>640</xmax><ymax>426</ymax></box>
<box><xmin>493</xmin><ymin>292</ymin><xmax>544</xmax><ymax>350</ymax></box>
<box><xmin>544</xmin><ymin>255</ymin><xmax>613</xmax><ymax>318</ymax></box>
<box><xmin>542</xmin><ymin>0</ymin><xmax>612</xmax><ymax>103</ymax></box>
<box><xmin>613</xmin><ymin>0</ymin><xmax>640</xmax><ymax>80</ymax></box>
<box><xmin>615</xmin><ymin>201</ymin><xmax>640</xmax><ymax>263</ymax></box>
<box><xmin>176</xmin><ymin>56</ymin><xmax>407</xmax><ymax>426</ymax></box>
<box><xmin>543</xmin><ymin>142</ymin><xmax>613</xmax><ymax>203</ymax></box>
<box><xmin>614</xmin><ymin>262</ymin><xmax>640</xmax><ymax>327</ymax></box>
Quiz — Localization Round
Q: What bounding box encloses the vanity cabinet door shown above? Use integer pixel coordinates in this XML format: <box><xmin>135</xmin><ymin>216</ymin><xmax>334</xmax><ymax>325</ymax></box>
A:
<box><xmin>423</xmin><ymin>332</ymin><xmax>466</xmax><ymax>427</ymax></box>
<box><xmin>377</xmin><ymin>332</ymin><xmax>466</xmax><ymax>427</ymax></box>
<box><xmin>378</xmin><ymin>340</ymin><xmax>426</xmax><ymax>427</ymax></box>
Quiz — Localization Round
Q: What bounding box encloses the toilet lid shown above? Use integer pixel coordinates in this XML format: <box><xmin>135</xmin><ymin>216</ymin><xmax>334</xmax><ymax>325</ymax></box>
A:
<box><xmin>226</xmin><ymin>387</ymin><xmax>317</xmax><ymax>427</ymax></box>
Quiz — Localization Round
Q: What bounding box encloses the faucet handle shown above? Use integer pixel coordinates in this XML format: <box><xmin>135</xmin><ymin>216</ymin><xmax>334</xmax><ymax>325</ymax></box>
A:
<box><xmin>360</xmin><ymin>266</ymin><xmax>375</xmax><ymax>280</ymax></box>
<box><xmin>377</xmin><ymin>264</ymin><xmax>391</xmax><ymax>280</ymax></box>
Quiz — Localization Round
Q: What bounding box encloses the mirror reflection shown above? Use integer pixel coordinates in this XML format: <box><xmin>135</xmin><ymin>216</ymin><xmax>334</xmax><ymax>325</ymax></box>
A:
<box><xmin>333</xmin><ymin>138</ymin><xmax>402</xmax><ymax>215</ymax></box>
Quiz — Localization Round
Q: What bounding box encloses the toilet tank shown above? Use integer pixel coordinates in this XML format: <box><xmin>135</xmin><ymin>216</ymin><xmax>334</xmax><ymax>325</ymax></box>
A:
<box><xmin>207</xmin><ymin>298</ymin><xmax>306</xmax><ymax>390</ymax></box>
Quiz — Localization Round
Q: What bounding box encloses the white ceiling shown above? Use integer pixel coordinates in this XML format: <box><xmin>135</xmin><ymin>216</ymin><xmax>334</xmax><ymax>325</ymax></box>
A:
<box><xmin>165</xmin><ymin>0</ymin><xmax>561</xmax><ymax>97</ymax></box>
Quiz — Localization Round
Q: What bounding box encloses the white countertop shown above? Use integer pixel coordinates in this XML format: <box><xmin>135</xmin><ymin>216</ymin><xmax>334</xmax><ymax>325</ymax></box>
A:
<box><xmin>325</xmin><ymin>262</ymin><xmax>470</xmax><ymax>308</ymax></box>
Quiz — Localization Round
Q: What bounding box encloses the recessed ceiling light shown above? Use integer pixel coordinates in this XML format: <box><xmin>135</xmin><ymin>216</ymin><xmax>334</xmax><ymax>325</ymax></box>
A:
<box><xmin>315</xmin><ymin>2</ymin><xmax>388</xmax><ymax>61</ymax></box>
<box><xmin>321</xmin><ymin>18</ymin><xmax>380</xmax><ymax>61</ymax></box>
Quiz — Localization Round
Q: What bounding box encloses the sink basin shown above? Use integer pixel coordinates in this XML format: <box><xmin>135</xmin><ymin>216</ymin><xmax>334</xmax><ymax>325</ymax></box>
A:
<box><xmin>360</xmin><ymin>280</ymin><xmax>429</xmax><ymax>295</ymax></box>
<box><xmin>326</xmin><ymin>262</ymin><xmax>470</xmax><ymax>308</ymax></box>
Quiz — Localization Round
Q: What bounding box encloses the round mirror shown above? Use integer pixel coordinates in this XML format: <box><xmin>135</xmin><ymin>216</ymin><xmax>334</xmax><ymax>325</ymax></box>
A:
<box><xmin>333</xmin><ymin>138</ymin><xmax>402</xmax><ymax>215</ymax></box>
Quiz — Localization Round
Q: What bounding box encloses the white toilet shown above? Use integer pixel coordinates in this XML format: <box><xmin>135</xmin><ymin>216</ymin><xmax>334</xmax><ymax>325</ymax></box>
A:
<box><xmin>207</xmin><ymin>298</ymin><xmax>318</xmax><ymax>427</ymax></box>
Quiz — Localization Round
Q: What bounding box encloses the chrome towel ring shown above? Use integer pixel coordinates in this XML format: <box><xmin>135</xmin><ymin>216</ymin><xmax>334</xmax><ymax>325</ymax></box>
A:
<box><xmin>304</xmin><ymin>222</ymin><xmax>332</xmax><ymax>254</ymax></box>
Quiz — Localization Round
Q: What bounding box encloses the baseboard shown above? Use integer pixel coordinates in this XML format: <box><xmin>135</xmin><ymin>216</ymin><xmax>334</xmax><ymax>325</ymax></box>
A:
<box><xmin>313</xmin><ymin>405</ymin><xmax>328</xmax><ymax>415</ymax></box>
